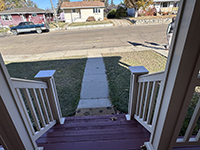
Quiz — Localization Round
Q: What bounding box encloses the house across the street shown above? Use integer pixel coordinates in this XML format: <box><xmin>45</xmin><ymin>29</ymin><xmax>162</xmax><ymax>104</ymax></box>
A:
<box><xmin>0</xmin><ymin>7</ymin><xmax>54</xmax><ymax>28</ymax></box>
<box><xmin>153</xmin><ymin>0</ymin><xmax>180</xmax><ymax>13</ymax></box>
<box><xmin>61</xmin><ymin>1</ymin><xmax>105</xmax><ymax>23</ymax></box>
<box><xmin>127</xmin><ymin>0</ymin><xmax>180</xmax><ymax>17</ymax></box>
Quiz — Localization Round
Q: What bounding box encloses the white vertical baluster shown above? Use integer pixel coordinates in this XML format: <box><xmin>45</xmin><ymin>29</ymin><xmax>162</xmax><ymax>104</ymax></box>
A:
<box><xmin>23</xmin><ymin>89</ymin><xmax>41</xmax><ymax>131</ymax></box>
<box><xmin>37</xmin><ymin>89</ymin><xmax>50</xmax><ymax>124</ymax></box>
<box><xmin>30</xmin><ymin>89</ymin><xmax>46</xmax><ymax>127</ymax></box>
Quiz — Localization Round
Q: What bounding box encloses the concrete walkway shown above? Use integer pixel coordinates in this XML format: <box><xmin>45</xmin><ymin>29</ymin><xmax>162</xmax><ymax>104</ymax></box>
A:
<box><xmin>75</xmin><ymin>53</ymin><xmax>115</xmax><ymax>116</ymax></box>
<box><xmin>77</xmin><ymin>54</ymin><xmax>111</xmax><ymax>109</ymax></box>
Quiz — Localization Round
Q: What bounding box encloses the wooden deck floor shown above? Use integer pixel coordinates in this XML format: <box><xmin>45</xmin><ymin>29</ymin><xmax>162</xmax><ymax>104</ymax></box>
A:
<box><xmin>36</xmin><ymin>114</ymin><xmax>150</xmax><ymax>150</ymax></box>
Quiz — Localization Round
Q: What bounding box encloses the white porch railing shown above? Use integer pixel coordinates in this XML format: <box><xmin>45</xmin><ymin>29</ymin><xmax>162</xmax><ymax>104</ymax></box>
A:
<box><xmin>11</xmin><ymin>77</ymin><xmax>58</xmax><ymax>141</ymax></box>
<box><xmin>127</xmin><ymin>66</ymin><xmax>200</xmax><ymax>148</ymax></box>
<box><xmin>134</xmin><ymin>71</ymin><xmax>164</xmax><ymax>133</ymax></box>
<box><xmin>0</xmin><ymin>53</ymin><xmax>65</xmax><ymax>150</ymax></box>
<box><xmin>175</xmin><ymin>75</ymin><xmax>200</xmax><ymax>146</ymax></box>
<box><xmin>126</xmin><ymin>66</ymin><xmax>164</xmax><ymax>133</ymax></box>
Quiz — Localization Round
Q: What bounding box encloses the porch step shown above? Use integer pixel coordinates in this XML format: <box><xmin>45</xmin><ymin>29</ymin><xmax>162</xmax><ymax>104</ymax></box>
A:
<box><xmin>75</xmin><ymin>106</ymin><xmax>115</xmax><ymax>116</ymax></box>
<box><xmin>36</xmin><ymin>114</ymin><xmax>150</xmax><ymax>150</ymax></box>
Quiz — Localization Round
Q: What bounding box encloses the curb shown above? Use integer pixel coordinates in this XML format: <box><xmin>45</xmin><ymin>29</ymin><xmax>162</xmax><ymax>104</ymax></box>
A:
<box><xmin>66</xmin><ymin>23</ymin><xmax>113</xmax><ymax>30</ymax></box>
<box><xmin>49</xmin><ymin>28</ymin><xmax>63</xmax><ymax>31</ymax></box>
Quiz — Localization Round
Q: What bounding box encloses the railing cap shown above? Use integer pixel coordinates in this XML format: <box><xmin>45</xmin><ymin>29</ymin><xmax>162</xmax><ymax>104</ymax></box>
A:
<box><xmin>34</xmin><ymin>70</ymin><xmax>56</xmax><ymax>79</ymax></box>
<box><xmin>129</xmin><ymin>66</ymin><xmax>149</xmax><ymax>74</ymax></box>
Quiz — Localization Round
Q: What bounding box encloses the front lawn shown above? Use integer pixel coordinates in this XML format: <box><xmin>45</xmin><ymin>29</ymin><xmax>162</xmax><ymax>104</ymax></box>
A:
<box><xmin>103</xmin><ymin>50</ymin><xmax>167</xmax><ymax>113</ymax></box>
<box><xmin>49</xmin><ymin>21</ymin><xmax>68</xmax><ymax>28</ymax></box>
<box><xmin>68</xmin><ymin>20</ymin><xmax>113</xmax><ymax>27</ymax></box>
<box><xmin>6</xmin><ymin>56</ymin><xmax>87</xmax><ymax>116</ymax></box>
<box><xmin>103</xmin><ymin>50</ymin><xmax>200</xmax><ymax>136</ymax></box>
<box><xmin>0</xmin><ymin>28</ymin><xmax>9</xmax><ymax>33</ymax></box>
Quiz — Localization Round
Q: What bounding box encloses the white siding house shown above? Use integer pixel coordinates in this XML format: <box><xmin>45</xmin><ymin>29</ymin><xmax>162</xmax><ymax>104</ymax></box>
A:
<box><xmin>153</xmin><ymin>0</ymin><xmax>180</xmax><ymax>13</ymax></box>
<box><xmin>61</xmin><ymin>1</ymin><xmax>104</xmax><ymax>23</ymax></box>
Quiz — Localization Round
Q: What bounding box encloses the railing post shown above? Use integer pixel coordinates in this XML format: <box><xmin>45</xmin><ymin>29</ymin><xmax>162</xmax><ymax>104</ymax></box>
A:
<box><xmin>145</xmin><ymin>1</ymin><xmax>200</xmax><ymax>149</ymax></box>
<box><xmin>34</xmin><ymin>70</ymin><xmax>65</xmax><ymax>124</ymax></box>
<box><xmin>0</xmin><ymin>54</ymin><xmax>40</xmax><ymax>150</ymax></box>
<box><xmin>126</xmin><ymin>66</ymin><xmax>149</xmax><ymax>120</ymax></box>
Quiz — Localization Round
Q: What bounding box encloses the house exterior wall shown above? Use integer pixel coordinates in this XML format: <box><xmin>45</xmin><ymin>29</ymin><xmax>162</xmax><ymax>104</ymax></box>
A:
<box><xmin>28</xmin><ymin>14</ymin><xmax>45</xmax><ymax>24</ymax></box>
<box><xmin>0</xmin><ymin>14</ymin><xmax>22</xmax><ymax>27</ymax></box>
<box><xmin>154</xmin><ymin>1</ymin><xmax>179</xmax><ymax>13</ymax></box>
<box><xmin>81</xmin><ymin>8</ymin><xmax>104</xmax><ymax>21</ymax></box>
<box><xmin>64</xmin><ymin>9</ymin><xmax>72</xmax><ymax>22</ymax></box>
<box><xmin>63</xmin><ymin>7</ymin><xmax>104</xmax><ymax>23</ymax></box>
<box><xmin>0</xmin><ymin>13</ymin><xmax>48</xmax><ymax>28</ymax></box>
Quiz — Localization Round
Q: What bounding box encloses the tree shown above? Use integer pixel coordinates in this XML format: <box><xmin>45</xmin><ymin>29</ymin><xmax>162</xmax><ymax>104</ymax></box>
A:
<box><xmin>26</xmin><ymin>0</ymin><xmax>38</xmax><ymax>7</ymax></box>
<box><xmin>5</xmin><ymin>0</ymin><xmax>38</xmax><ymax>9</ymax></box>
<box><xmin>124</xmin><ymin>0</ymin><xmax>153</xmax><ymax>10</ymax></box>
<box><xmin>110</xmin><ymin>0</ymin><xmax>115</xmax><ymax>6</ymax></box>
<box><xmin>104</xmin><ymin>0</ymin><xmax>108</xmax><ymax>7</ymax></box>
<box><xmin>83</xmin><ymin>0</ymin><xmax>103</xmax><ymax>1</ymax></box>
<box><xmin>124</xmin><ymin>0</ymin><xmax>135</xmax><ymax>9</ymax></box>
<box><xmin>124</xmin><ymin>0</ymin><xmax>153</xmax><ymax>17</ymax></box>
<box><xmin>136</xmin><ymin>0</ymin><xmax>153</xmax><ymax>10</ymax></box>
<box><xmin>0</xmin><ymin>0</ymin><xmax>7</xmax><ymax>11</ymax></box>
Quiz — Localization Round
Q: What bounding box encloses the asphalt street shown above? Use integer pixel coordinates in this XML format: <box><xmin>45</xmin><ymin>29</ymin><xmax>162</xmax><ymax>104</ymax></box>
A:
<box><xmin>0</xmin><ymin>24</ymin><xmax>168</xmax><ymax>56</ymax></box>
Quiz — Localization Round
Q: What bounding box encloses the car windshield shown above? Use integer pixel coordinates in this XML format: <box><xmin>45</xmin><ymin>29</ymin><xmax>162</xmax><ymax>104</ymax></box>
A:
<box><xmin>29</xmin><ymin>22</ymin><xmax>34</xmax><ymax>25</ymax></box>
<box><xmin>18</xmin><ymin>22</ymin><xmax>24</xmax><ymax>26</ymax></box>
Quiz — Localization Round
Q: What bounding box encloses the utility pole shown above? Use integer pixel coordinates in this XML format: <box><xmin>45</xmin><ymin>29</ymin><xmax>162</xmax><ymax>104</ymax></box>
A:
<box><xmin>50</xmin><ymin>0</ymin><xmax>59</xmax><ymax>27</ymax></box>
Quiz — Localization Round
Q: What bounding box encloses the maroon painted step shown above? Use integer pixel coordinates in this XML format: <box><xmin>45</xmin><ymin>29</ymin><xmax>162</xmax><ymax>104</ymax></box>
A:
<box><xmin>37</xmin><ymin>114</ymin><xmax>150</xmax><ymax>150</ymax></box>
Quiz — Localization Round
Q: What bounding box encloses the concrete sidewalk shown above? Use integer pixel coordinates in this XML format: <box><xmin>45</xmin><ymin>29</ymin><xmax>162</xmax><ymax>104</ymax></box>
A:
<box><xmin>2</xmin><ymin>45</ymin><xmax>168</xmax><ymax>62</ymax></box>
<box><xmin>75</xmin><ymin>53</ymin><xmax>115</xmax><ymax>116</ymax></box>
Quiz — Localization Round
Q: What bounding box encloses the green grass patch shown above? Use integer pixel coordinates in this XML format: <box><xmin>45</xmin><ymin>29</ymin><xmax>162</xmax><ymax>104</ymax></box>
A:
<box><xmin>103</xmin><ymin>50</ymin><xmax>200</xmax><ymax>136</ymax></box>
<box><xmin>103</xmin><ymin>50</ymin><xmax>167</xmax><ymax>113</ymax></box>
<box><xmin>6</xmin><ymin>56</ymin><xmax>87</xmax><ymax>117</ymax></box>
<box><xmin>49</xmin><ymin>21</ymin><xmax>68</xmax><ymax>28</ymax></box>
<box><xmin>0</xmin><ymin>28</ymin><xmax>9</xmax><ymax>33</ymax></box>
<box><xmin>68</xmin><ymin>20</ymin><xmax>113</xmax><ymax>27</ymax></box>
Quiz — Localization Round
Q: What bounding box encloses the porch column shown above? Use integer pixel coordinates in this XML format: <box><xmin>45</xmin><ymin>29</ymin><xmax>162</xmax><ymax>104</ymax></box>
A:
<box><xmin>145</xmin><ymin>0</ymin><xmax>200</xmax><ymax>150</ymax></box>
<box><xmin>71</xmin><ymin>9</ymin><xmax>73</xmax><ymax>22</ymax></box>
<box><xmin>34</xmin><ymin>70</ymin><xmax>65</xmax><ymax>124</ymax></box>
<box><xmin>126</xmin><ymin>66</ymin><xmax>149</xmax><ymax>120</ymax></box>
<box><xmin>0</xmin><ymin>54</ymin><xmax>39</xmax><ymax>150</ymax></box>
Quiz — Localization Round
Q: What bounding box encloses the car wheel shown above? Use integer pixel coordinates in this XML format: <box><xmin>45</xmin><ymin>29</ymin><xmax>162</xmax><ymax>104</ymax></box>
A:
<box><xmin>36</xmin><ymin>28</ymin><xmax>42</xmax><ymax>34</ymax></box>
<box><xmin>12</xmin><ymin>30</ymin><xmax>18</xmax><ymax>35</ymax></box>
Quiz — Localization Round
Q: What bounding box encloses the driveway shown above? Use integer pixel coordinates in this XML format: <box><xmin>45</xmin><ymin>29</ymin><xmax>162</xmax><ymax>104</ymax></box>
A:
<box><xmin>109</xmin><ymin>19</ymin><xmax>132</xmax><ymax>26</ymax></box>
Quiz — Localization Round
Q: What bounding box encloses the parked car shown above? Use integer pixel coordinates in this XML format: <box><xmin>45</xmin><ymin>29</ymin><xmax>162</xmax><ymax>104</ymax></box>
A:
<box><xmin>10</xmin><ymin>22</ymin><xmax>49</xmax><ymax>35</ymax></box>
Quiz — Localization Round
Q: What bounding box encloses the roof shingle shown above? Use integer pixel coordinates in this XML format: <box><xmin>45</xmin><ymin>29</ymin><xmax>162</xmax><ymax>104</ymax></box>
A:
<box><xmin>0</xmin><ymin>7</ymin><xmax>51</xmax><ymax>15</ymax></box>
<box><xmin>61</xmin><ymin>1</ymin><xmax>105</xmax><ymax>8</ymax></box>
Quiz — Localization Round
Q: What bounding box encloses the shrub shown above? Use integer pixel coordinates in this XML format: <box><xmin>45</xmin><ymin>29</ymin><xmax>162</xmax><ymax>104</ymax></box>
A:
<box><xmin>86</xmin><ymin>16</ymin><xmax>96</xmax><ymax>21</ymax></box>
<box><xmin>115</xmin><ymin>7</ymin><xmax>127</xmax><ymax>18</ymax></box>
<box><xmin>107</xmin><ymin>9</ymin><xmax>116</xmax><ymax>18</ymax></box>
<box><xmin>9</xmin><ymin>24</ymin><xmax>15</xmax><ymax>28</ymax></box>
<box><xmin>138</xmin><ymin>6</ymin><xmax>157</xmax><ymax>16</ymax></box>
<box><xmin>147</xmin><ymin>6</ymin><xmax>157</xmax><ymax>16</ymax></box>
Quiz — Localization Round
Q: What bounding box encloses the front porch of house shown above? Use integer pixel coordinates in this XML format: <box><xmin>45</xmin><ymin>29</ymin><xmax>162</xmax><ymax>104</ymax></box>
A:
<box><xmin>1</xmin><ymin>0</ymin><xmax>200</xmax><ymax>150</ymax></box>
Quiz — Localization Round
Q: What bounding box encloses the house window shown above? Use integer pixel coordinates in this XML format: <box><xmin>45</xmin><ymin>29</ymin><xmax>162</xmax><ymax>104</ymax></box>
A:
<box><xmin>1</xmin><ymin>15</ymin><xmax>12</xmax><ymax>21</ymax></box>
<box><xmin>161</xmin><ymin>2</ymin><xmax>168</xmax><ymax>7</ymax></box>
<box><xmin>72</xmin><ymin>9</ymin><xmax>76</xmax><ymax>13</ymax></box>
<box><xmin>93</xmin><ymin>8</ymin><xmax>100</xmax><ymax>13</ymax></box>
<box><xmin>32</xmin><ymin>13</ymin><xmax>37</xmax><ymax>17</ymax></box>
<box><xmin>174</xmin><ymin>2</ymin><xmax>179</xmax><ymax>7</ymax></box>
